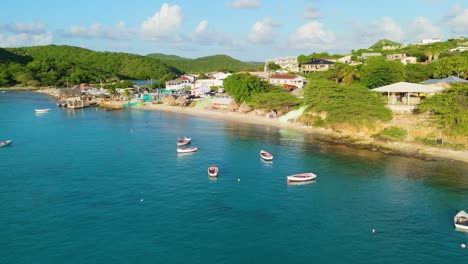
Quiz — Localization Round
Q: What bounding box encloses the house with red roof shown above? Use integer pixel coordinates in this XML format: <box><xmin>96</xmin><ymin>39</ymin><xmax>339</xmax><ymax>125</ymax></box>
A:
<box><xmin>165</xmin><ymin>76</ymin><xmax>193</xmax><ymax>91</ymax></box>
<box><xmin>268</xmin><ymin>74</ymin><xmax>305</xmax><ymax>89</ymax></box>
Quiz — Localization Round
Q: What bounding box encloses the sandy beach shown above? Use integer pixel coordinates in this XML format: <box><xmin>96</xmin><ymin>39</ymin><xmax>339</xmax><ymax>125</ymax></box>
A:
<box><xmin>137</xmin><ymin>103</ymin><xmax>468</xmax><ymax>164</ymax></box>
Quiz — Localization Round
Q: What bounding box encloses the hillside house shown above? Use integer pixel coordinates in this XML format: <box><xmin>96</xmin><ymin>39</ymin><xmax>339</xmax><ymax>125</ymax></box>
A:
<box><xmin>400</xmin><ymin>56</ymin><xmax>417</xmax><ymax>65</ymax></box>
<box><xmin>300</xmin><ymin>59</ymin><xmax>334</xmax><ymax>74</ymax></box>
<box><xmin>372</xmin><ymin>82</ymin><xmax>444</xmax><ymax>112</ymax></box>
<box><xmin>360</xmin><ymin>53</ymin><xmax>382</xmax><ymax>59</ymax></box>
<box><xmin>165</xmin><ymin>76</ymin><xmax>192</xmax><ymax>91</ymax></box>
<box><xmin>268</xmin><ymin>74</ymin><xmax>305</xmax><ymax>89</ymax></box>
<box><xmin>386</xmin><ymin>54</ymin><xmax>407</xmax><ymax>60</ymax></box>
<box><xmin>264</xmin><ymin>56</ymin><xmax>299</xmax><ymax>72</ymax></box>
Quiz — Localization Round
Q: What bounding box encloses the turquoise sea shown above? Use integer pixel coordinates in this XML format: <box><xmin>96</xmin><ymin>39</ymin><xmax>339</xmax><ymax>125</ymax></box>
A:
<box><xmin>0</xmin><ymin>91</ymin><xmax>467</xmax><ymax>264</ymax></box>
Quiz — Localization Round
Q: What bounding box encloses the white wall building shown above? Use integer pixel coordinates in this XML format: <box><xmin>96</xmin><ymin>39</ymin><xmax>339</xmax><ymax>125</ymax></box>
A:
<box><xmin>264</xmin><ymin>56</ymin><xmax>299</xmax><ymax>72</ymax></box>
<box><xmin>268</xmin><ymin>74</ymin><xmax>305</xmax><ymax>89</ymax></box>
<box><xmin>165</xmin><ymin>76</ymin><xmax>191</xmax><ymax>91</ymax></box>
<box><xmin>420</xmin><ymin>38</ymin><xmax>441</xmax><ymax>44</ymax></box>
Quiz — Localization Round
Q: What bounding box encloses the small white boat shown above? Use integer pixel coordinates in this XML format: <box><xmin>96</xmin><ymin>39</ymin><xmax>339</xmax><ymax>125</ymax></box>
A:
<box><xmin>177</xmin><ymin>147</ymin><xmax>197</xmax><ymax>153</ymax></box>
<box><xmin>35</xmin><ymin>108</ymin><xmax>51</xmax><ymax>113</ymax></box>
<box><xmin>208</xmin><ymin>165</ymin><xmax>219</xmax><ymax>177</ymax></box>
<box><xmin>0</xmin><ymin>140</ymin><xmax>12</xmax><ymax>147</ymax></box>
<box><xmin>177</xmin><ymin>137</ymin><xmax>191</xmax><ymax>147</ymax></box>
<box><xmin>454</xmin><ymin>210</ymin><xmax>468</xmax><ymax>232</ymax></box>
<box><xmin>260</xmin><ymin>150</ymin><xmax>273</xmax><ymax>161</ymax></box>
<box><xmin>287</xmin><ymin>172</ymin><xmax>317</xmax><ymax>183</ymax></box>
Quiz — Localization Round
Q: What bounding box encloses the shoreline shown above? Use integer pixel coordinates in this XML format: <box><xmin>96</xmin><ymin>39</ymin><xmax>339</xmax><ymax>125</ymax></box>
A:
<box><xmin>136</xmin><ymin>103</ymin><xmax>468</xmax><ymax>164</ymax></box>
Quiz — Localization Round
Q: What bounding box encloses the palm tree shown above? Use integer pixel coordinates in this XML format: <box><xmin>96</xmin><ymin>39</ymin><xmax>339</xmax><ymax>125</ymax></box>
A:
<box><xmin>107</xmin><ymin>87</ymin><xmax>118</xmax><ymax>101</ymax></box>
<box><xmin>339</xmin><ymin>67</ymin><xmax>359</xmax><ymax>86</ymax></box>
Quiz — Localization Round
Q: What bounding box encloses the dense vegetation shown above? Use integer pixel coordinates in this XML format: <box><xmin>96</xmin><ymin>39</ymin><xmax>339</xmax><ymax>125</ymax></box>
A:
<box><xmin>223</xmin><ymin>73</ymin><xmax>272</xmax><ymax>102</ymax></box>
<box><xmin>302</xmin><ymin>80</ymin><xmax>393</xmax><ymax>128</ymax></box>
<box><xmin>0</xmin><ymin>45</ymin><xmax>180</xmax><ymax>87</ymax></box>
<box><xmin>418</xmin><ymin>83</ymin><xmax>468</xmax><ymax>136</ymax></box>
<box><xmin>146</xmin><ymin>54</ymin><xmax>262</xmax><ymax>73</ymax></box>
<box><xmin>369</xmin><ymin>39</ymin><xmax>401</xmax><ymax>49</ymax></box>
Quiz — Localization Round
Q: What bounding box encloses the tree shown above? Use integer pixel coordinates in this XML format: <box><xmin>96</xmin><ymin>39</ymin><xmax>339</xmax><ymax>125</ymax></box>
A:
<box><xmin>417</xmin><ymin>83</ymin><xmax>468</xmax><ymax>136</ymax></box>
<box><xmin>267</xmin><ymin>62</ymin><xmax>281</xmax><ymax>71</ymax></box>
<box><xmin>359</xmin><ymin>57</ymin><xmax>405</xmax><ymax>88</ymax></box>
<box><xmin>223</xmin><ymin>73</ymin><xmax>271</xmax><ymax>102</ymax></box>
<box><xmin>302</xmin><ymin>80</ymin><xmax>392</xmax><ymax>127</ymax></box>
<box><xmin>297</xmin><ymin>55</ymin><xmax>310</xmax><ymax>64</ymax></box>
<box><xmin>249</xmin><ymin>89</ymin><xmax>301</xmax><ymax>114</ymax></box>
<box><xmin>107</xmin><ymin>87</ymin><xmax>118</xmax><ymax>100</ymax></box>
<box><xmin>432</xmin><ymin>55</ymin><xmax>468</xmax><ymax>78</ymax></box>
<box><xmin>338</xmin><ymin>66</ymin><xmax>359</xmax><ymax>86</ymax></box>
<box><xmin>405</xmin><ymin>63</ymin><xmax>434</xmax><ymax>82</ymax></box>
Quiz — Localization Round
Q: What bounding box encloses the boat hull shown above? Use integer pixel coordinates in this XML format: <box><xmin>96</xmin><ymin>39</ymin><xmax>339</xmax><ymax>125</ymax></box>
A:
<box><xmin>455</xmin><ymin>224</ymin><xmax>468</xmax><ymax>232</ymax></box>
<box><xmin>287</xmin><ymin>173</ymin><xmax>317</xmax><ymax>182</ymax></box>
<box><xmin>177</xmin><ymin>137</ymin><xmax>191</xmax><ymax>147</ymax></box>
<box><xmin>260</xmin><ymin>150</ymin><xmax>273</xmax><ymax>161</ymax></box>
<box><xmin>35</xmin><ymin>109</ymin><xmax>51</xmax><ymax>113</ymax></box>
<box><xmin>0</xmin><ymin>140</ymin><xmax>12</xmax><ymax>147</ymax></box>
<box><xmin>177</xmin><ymin>147</ymin><xmax>197</xmax><ymax>153</ymax></box>
<box><xmin>208</xmin><ymin>166</ymin><xmax>219</xmax><ymax>177</ymax></box>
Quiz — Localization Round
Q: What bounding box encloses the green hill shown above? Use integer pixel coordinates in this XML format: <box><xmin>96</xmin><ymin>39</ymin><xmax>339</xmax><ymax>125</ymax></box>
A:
<box><xmin>147</xmin><ymin>53</ymin><xmax>190</xmax><ymax>61</ymax></box>
<box><xmin>369</xmin><ymin>39</ymin><xmax>401</xmax><ymax>49</ymax></box>
<box><xmin>146</xmin><ymin>53</ymin><xmax>262</xmax><ymax>73</ymax></box>
<box><xmin>0</xmin><ymin>45</ymin><xmax>179</xmax><ymax>87</ymax></box>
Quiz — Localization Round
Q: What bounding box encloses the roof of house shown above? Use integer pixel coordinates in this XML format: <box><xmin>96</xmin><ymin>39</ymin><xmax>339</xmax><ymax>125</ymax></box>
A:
<box><xmin>422</xmin><ymin>76</ymin><xmax>468</xmax><ymax>84</ymax></box>
<box><xmin>269</xmin><ymin>74</ymin><xmax>301</xmax><ymax>79</ymax></box>
<box><xmin>301</xmin><ymin>59</ymin><xmax>334</xmax><ymax>65</ymax></box>
<box><xmin>372</xmin><ymin>82</ymin><xmax>445</xmax><ymax>93</ymax></box>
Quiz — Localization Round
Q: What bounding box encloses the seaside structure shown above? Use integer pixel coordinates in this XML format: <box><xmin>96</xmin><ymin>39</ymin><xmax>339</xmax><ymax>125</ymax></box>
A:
<box><xmin>209</xmin><ymin>98</ymin><xmax>238</xmax><ymax>111</ymax></box>
<box><xmin>66</xmin><ymin>96</ymin><xmax>85</xmax><ymax>109</ymax></box>
<box><xmin>165</xmin><ymin>76</ymin><xmax>193</xmax><ymax>91</ymax></box>
<box><xmin>300</xmin><ymin>59</ymin><xmax>334</xmax><ymax>74</ymax></box>
<box><xmin>372</xmin><ymin>82</ymin><xmax>444</xmax><ymax>112</ymax></box>
<box><xmin>267</xmin><ymin>74</ymin><xmax>305</xmax><ymax>89</ymax></box>
<box><xmin>264</xmin><ymin>56</ymin><xmax>299</xmax><ymax>72</ymax></box>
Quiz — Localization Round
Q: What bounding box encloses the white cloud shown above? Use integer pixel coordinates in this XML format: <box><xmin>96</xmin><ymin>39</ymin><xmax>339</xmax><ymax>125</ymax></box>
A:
<box><xmin>1</xmin><ymin>22</ymin><xmax>47</xmax><ymax>34</ymax></box>
<box><xmin>226</xmin><ymin>0</ymin><xmax>261</xmax><ymax>9</ymax></box>
<box><xmin>445</xmin><ymin>5</ymin><xmax>468</xmax><ymax>35</ymax></box>
<box><xmin>345</xmin><ymin>16</ymin><xmax>403</xmax><ymax>49</ymax></box>
<box><xmin>404</xmin><ymin>17</ymin><xmax>441</xmax><ymax>42</ymax></box>
<box><xmin>247</xmin><ymin>17</ymin><xmax>280</xmax><ymax>44</ymax></box>
<box><xmin>0</xmin><ymin>32</ymin><xmax>53</xmax><ymax>47</ymax></box>
<box><xmin>302</xmin><ymin>4</ymin><xmax>322</xmax><ymax>19</ymax></box>
<box><xmin>195</xmin><ymin>20</ymin><xmax>208</xmax><ymax>34</ymax></box>
<box><xmin>141</xmin><ymin>3</ymin><xmax>183</xmax><ymax>39</ymax></box>
<box><xmin>66</xmin><ymin>23</ymin><xmax>131</xmax><ymax>40</ymax></box>
<box><xmin>189</xmin><ymin>20</ymin><xmax>246</xmax><ymax>50</ymax></box>
<box><xmin>287</xmin><ymin>22</ymin><xmax>336</xmax><ymax>51</ymax></box>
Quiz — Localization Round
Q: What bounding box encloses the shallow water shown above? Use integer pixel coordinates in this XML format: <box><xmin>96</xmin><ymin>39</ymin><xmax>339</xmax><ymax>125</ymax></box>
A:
<box><xmin>1</xmin><ymin>91</ymin><xmax>467</xmax><ymax>263</ymax></box>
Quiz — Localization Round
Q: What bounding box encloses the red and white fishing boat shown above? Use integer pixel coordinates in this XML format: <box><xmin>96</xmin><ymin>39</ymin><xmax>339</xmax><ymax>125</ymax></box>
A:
<box><xmin>207</xmin><ymin>165</ymin><xmax>219</xmax><ymax>177</ymax></box>
<box><xmin>260</xmin><ymin>150</ymin><xmax>273</xmax><ymax>161</ymax></box>
<box><xmin>177</xmin><ymin>147</ymin><xmax>197</xmax><ymax>153</ymax></box>
<box><xmin>177</xmin><ymin>137</ymin><xmax>191</xmax><ymax>146</ymax></box>
<box><xmin>287</xmin><ymin>172</ymin><xmax>317</xmax><ymax>183</ymax></box>
<box><xmin>0</xmin><ymin>140</ymin><xmax>12</xmax><ymax>147</ymax></box>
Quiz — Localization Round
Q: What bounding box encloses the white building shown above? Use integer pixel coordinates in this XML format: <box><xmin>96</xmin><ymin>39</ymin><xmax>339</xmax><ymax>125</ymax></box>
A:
<box><xmin>268</xmin><ymin>74</ymin><xmax>305</xmax><ymax>89</ymax></box>
<box><xmin>264</xmin><ymin>56</ymin><xmax>299</xmax><ymax>72</ymax></box>
<box><xmin>190</xmin><ymin>79</ymin><xmax>224</xmax><ymax>96</ymax></box>
<box><xmin>420</xmin><ymin>38</ymin><xmax>441</xmax><ymax>44</ymax></box>
<box><xmin>449</xmin><ymin>46</ymin><xmax>468</xmax><ymax>52</ymax></box>
<box><xmin>165</xmin><ymin>76</ymin><xmax>192</xmax><ymax>91</ymax></box>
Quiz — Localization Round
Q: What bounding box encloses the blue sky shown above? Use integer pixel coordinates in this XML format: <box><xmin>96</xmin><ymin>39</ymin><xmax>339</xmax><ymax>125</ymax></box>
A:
<box><xmin>1</xmin><ymin>0</ymin><xmax>467</xmax><ymax>61</ymax></box>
